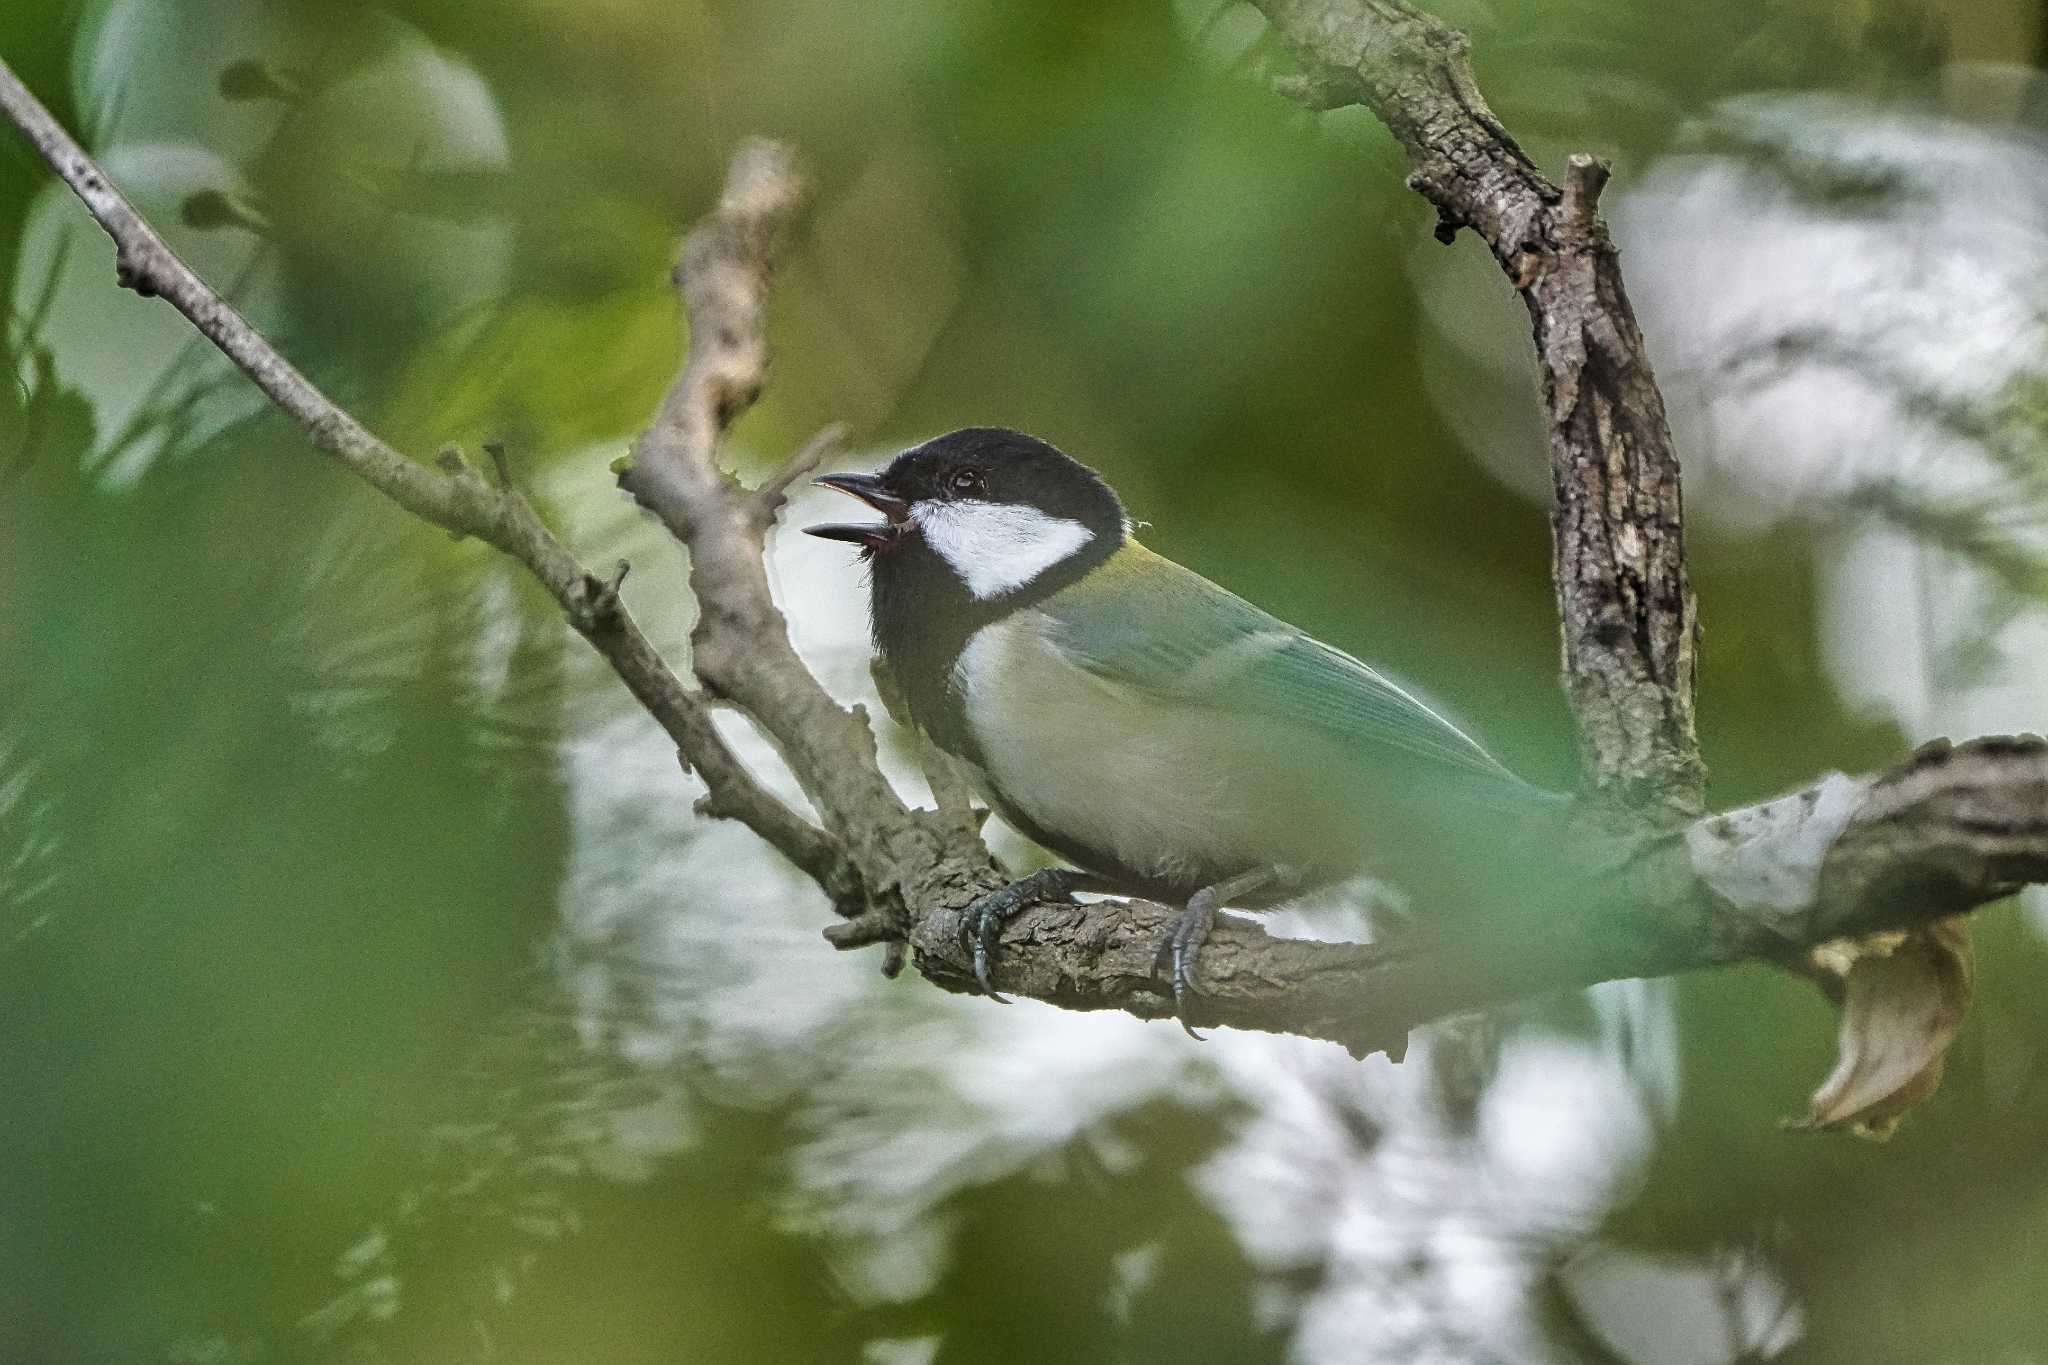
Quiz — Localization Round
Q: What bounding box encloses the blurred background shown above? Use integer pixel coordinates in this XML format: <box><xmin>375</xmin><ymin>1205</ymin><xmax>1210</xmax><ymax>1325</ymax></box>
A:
<box><xmin>5</xmin><ymin>0</ymin><xmax>2048</xmax><ymax>1360</ymax></box>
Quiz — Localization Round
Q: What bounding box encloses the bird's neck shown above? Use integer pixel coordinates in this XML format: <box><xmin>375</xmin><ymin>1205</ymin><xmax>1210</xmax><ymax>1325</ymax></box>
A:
<box><xmin>871</xmin><ymin>527</ymin><xmax>1122</xmax><ymax>759</ymax></box>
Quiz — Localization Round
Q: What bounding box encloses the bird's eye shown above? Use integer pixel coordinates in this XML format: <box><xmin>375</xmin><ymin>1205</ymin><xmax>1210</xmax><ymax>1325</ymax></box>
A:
<box><xmin>947</xmin><ymin>468</ymin><xmax>985</xmax><ymax>497</ymax></box>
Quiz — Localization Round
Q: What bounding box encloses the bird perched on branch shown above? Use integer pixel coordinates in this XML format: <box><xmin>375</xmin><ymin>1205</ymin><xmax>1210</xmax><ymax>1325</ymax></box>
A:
<box><xmin>808</xmin><ymin>428</ymin><xmax>1560</xmax><ymax>1032</ymax></box>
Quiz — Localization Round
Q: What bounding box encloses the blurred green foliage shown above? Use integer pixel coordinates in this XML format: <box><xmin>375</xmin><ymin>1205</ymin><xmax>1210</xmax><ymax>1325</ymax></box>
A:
<box><xmin>7</xmin><ymin>0</ymin><xmax>2048</xmax><ymax>1362</ymax></box>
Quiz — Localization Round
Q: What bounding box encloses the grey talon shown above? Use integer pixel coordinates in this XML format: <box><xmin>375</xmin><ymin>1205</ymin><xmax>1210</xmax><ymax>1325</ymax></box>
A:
<box><xmin>955</xmin><ymin>867</ymin><xmax>1124</xmax><ymax>1001</ymax></box>
<box><xmin>1154</xmin><ymin>867</ymin><xmax>1278</xmax><ymax>1040</ymax></box>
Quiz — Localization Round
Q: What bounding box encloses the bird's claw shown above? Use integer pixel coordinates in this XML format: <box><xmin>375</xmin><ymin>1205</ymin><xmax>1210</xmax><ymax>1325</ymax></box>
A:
<box><xmin>1150</xmin><ymin>868</ymin><xmax>1276</xmax><ymax>1041</ymax></box>
<box><xmin>957</xmin><ymin>869</ymin><xmax>1080</xmax><ymax>1002</ymax></box>
<box><xmin>965</xmin><ymin>897</ymin><xmax>1013</xmax><ymax>1004</ymax></box>
<box><xmin>1154</xmin><ymin>904</ymin><xmax>1215</xmax><ymax>1040</ymax></box>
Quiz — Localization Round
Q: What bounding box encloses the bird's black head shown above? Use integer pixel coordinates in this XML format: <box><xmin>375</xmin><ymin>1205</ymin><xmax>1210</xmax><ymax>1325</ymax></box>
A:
<box><xmin>806</xmin><ymin>428</ymin><xmax>1126</xmax><ymax>603</ymax></box>
<box><xmin>806</xmin><ymin>429</ymin><xmax>1128</xmax><ymax>752</ymax></box>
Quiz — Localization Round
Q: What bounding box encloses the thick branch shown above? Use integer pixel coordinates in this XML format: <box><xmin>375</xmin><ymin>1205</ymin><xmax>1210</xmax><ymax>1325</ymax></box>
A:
<box><xmin>1253</xmin><ymin>0</ymin><xmax>1704</xmax><ymax>818</ymax></box>
<box><xmin>910</xmin><ymin>738</ymin><xmax>2046</xmax><ymax>1057</ymax></box>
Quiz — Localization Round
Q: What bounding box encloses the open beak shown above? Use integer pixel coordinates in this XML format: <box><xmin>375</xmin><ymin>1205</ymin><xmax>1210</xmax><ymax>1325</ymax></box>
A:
<box><xmin>805</xmin><ymin>472</ymin><xmax>912</xmax><ymax>550</ymax></box>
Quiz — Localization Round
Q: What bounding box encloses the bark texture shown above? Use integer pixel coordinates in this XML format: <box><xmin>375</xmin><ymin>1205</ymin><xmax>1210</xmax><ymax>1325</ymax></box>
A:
<box><xmin>1256</xmin><ymin>0</ymin><xmax>1702</xmax><ymax>817</ymax></box>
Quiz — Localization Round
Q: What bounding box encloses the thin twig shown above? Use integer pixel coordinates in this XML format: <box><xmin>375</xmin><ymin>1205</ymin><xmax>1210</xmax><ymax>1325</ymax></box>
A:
<box><xmin>0</xmin><ymin>57</ymin><xmax>845</xmax><ymax>898</ymax></box>
<box><xmin>752</xmin><ymin>421</ymin><xmax>848</xmax><ymax>522</ymax></box>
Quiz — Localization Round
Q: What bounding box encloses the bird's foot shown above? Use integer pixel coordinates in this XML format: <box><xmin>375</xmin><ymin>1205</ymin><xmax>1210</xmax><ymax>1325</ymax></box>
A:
<box><xmin>957</xmin><ymin>867</ymin><xmax>1087</xmax><ymax>1002</ymax></box>
<box><xmin>1154</xmin><ymin>902</ymin><xmax>1218</xmax><ymax>1039</ymax></box>
<box><xmin>1151</xmin><ymin>868</ymin><xmax>1280</xmax><ymax>1040</ymax></box>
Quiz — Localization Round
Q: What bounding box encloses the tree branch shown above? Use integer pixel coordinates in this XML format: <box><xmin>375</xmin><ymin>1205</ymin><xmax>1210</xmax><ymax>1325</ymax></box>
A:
<box><xmin>609</xmin><ymin>140</ymin><xmax>997</xmax><ymax>956</ymax></box>
<box><xmin>1252</xmin><ymin>0</ymin><xmax>1704</xmax><ymax>819</ymax></box>
<box><xmin>893</xmin><ymin>737</ymin><xmax>2045</xmax><ymax>1060</ymax></box>
<box><xmin>1240</xmin><ymin>0</ymin><xmax>1979</xmax><ymax>1131</ymax></box>
<box><xmin>0</xmin><ymin>59</ymin><xmax>846</xmax><ymax>902</ymax></box>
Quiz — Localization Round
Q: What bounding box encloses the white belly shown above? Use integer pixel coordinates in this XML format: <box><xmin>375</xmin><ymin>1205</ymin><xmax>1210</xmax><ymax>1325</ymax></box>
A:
<box><xmin>954</xmin><ymin>613</ymin><xmax>1314</xmax><ymax>887</ymax></box>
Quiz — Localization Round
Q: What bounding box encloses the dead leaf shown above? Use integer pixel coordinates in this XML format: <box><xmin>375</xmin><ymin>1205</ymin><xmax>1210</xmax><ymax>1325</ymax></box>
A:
<box><xmin>1786</xmin><ymin>917</ymin><xmax>1974</xmax><ymax>1138</ymax></box>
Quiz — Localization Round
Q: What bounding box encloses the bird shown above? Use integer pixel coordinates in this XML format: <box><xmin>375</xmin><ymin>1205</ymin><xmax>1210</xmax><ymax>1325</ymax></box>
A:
<box><xmin>805</xmin><ymin>427</ymin><xmax>1561</xmax><ymax>1033</ymax></box>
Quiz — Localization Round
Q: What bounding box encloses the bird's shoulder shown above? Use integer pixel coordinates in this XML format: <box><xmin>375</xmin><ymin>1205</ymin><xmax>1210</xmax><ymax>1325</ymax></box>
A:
<box><xmin>1034</xmin><ymin>540</ymin><xmax>1282</xmax><ymax>665</ymax></box>
<box><xmin>1035</xmin><ymin>541</ymin><xmax>1521</xmax><ymax>784</ymax></box>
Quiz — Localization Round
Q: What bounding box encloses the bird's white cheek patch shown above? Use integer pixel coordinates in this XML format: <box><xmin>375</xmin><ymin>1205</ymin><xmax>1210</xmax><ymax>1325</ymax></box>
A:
<box><xmin>914</xmin><ymin>500</ymin><xmax>1093</xmax><ymax>599</ymax></box>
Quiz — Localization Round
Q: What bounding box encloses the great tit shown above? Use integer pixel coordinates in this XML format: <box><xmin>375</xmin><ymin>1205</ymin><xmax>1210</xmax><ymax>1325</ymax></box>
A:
<box><xmin>807</xmin><ymin>428</ymin><xmax>1558</xmax><ymax>1031</ymax></box>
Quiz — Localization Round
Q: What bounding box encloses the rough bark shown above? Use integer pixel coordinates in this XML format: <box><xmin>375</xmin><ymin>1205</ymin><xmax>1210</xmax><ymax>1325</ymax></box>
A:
<box><xmin>1244</xmin><ymin>0</ymin><xmax>1978</xmax><ymax>1130</ymax></box>
<box><xmin>609</xmin><ymin>140</ymin><xmax>996</xmax><ymax>968</ymax></box>
<box><xmin>1255</xmin><ymin>0</ymin><xmax>1702</xmax><ymax>817</ymax></box>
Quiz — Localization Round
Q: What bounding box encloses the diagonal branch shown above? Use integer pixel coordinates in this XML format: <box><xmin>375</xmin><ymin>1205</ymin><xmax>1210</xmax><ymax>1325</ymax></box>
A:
<box><xmin>0</xmin><ymin>58</ymin><xmax>846</xmax><ymax>901</ymax></box>
<box><xmin>1253</xmin><ymin>0</ymin><xmax>1704</xmax><ymax>820</ymax></box>
<box><xmin>609</xmin><ymin>140</ymin><xmax>997</xmax><ymax>960</ymax></box>
<box><xmin>1245</xmin><ymin>0</ymin><xmax>1975</xmax><ymax>1130</ymax></box>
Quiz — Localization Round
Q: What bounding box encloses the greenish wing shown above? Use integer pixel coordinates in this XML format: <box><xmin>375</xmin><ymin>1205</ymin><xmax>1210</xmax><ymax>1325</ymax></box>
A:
<box><xmin>1039</xmin><ymin>547</ymin><xmax>1523</xmax><ymax>787</ymax></box>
